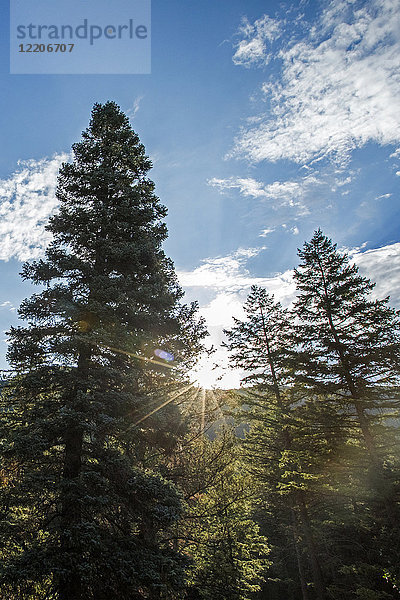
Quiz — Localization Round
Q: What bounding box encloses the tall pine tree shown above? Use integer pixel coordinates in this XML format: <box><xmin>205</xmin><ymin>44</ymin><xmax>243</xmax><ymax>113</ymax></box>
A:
<box><xmin>224</xmin><ymin>287</ymin><xmax>330</xmax><ymax>600</ymax></box>
<box><xmin>293</xmin><ymin>229</ymin><xmax>400</xmax><ymax>526</ymax></box>
<box><xmin>0</xmin><ymin>102</ymin><xmax>206</xmax><ymax>599</ymax></box>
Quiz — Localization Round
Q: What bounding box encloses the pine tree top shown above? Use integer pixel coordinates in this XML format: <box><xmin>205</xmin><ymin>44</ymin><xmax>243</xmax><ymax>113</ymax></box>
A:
<box><xmin>294</xmin><ymin>229</ymin><xmax>377</xmax><ymax>308</ymax></box>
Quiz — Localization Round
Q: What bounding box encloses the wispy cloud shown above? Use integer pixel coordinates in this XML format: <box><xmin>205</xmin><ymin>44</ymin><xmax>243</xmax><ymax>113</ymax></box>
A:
<box><xmin>232</xmin><ymin>0</ymin><xmax>400</xmax><ymax>165</ymax></box>
<box><xmin>0</xmin><ymin>154</ymin><xmax>67</xmax><ymax>261</ymax></box>
<box><xmin>375</xmin><ymin>193</ymin><xmax>392</xmax><ymax>199</ymax></box>
<box><xmin>259</xmin><ymin>227</ymin><xmax>275</xmax><ymax>237</ymax></box>
<box><xmin>0</xmin><ymin>301</ymin><xmax>16</xmax><ymax>312</ymax></box>
<box><xmin>350</xmin><ymin>242</ymin><xmax>400</xmax><ymax>307</ymax></box>
<box><xmin>178</xmin><ymin>247</ymin><xmax>296</xmax><ymax>304</ymax></box>
<box><xmin>233</xmin><ymin>15</ymin><xmax>282</xmax><ymax>67</ymax></box>
<box><xmin>208</xmin><ymin>176</ymin><xmax>275</xmax><ymax>199</ymax></box>
<box><xmin>126</xmin><ymin>96</ymin><xmax>143</xmax><ymax>120</ymax></box>
<box><xmin>208</xmin><ymin>174</ymin><xmax>322</xmax><ymax>207</ymax></box>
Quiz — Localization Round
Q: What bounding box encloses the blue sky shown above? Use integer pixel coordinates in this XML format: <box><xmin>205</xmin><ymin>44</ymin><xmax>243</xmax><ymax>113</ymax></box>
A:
<box><xmin>0</xmin><ymin>0</ymin><xmax>399</xmax><ymax>387</ymax></box>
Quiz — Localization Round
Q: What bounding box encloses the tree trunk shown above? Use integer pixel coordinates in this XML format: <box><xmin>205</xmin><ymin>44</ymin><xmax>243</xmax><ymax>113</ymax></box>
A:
<box><xmin>59</xmin><ymin>349</ymin><xmax>90</xmax><ymax>600</ymax></box>
<box><xmin>298</xmin><ymin>499</ymin><xmax>326</xmax><ymax>600</ymax></box>
<box><xmin>291</xmin><ymin>508</ymin><xmax>310</xmax><ymax>600</ymax></box>
<box><xmin>59</xmin><ymin>426</ymin><xmax>84</xmax><ymax>600</ymax></box>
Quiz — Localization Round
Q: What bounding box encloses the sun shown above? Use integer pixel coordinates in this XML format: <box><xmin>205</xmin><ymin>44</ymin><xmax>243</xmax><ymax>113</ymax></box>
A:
<box><xmin>189</xmin><ymin>353</ymin><xmax>242</xmax><ymax>390</ymax></box>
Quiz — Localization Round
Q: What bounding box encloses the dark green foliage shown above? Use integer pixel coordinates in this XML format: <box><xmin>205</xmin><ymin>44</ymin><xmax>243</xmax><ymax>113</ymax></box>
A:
<box><xmin>290</xmin><ymin>230</ymin><xmax>400</xmax><ymax>598</ymax></box>
<box><xmin>293</xmin><ymin>230</ymin><xmax>400</xmax><ymax>522</ymax></box>
<box><xmin>0</xmin><ymin>102</ymin><xmax>207</xmax><ymax>599</ymax></box>
<box><xmin>293</xmin><ymin>229</ymin><xmax>400</xmax><ymax>400</ymax></box>
<box><xmin>223</xmin><ymin>286</ymin><xmax>293</xmax><ymax>391</ymax></box>
<box><xmin>225</xmin><ymin>234</ymin><xmax>400</xmax><ymax>600</ymax></box>
<box><xmin>224</xmin><ymin>291</ymin><xmax>336</xmax><ymax>600</ymax></box>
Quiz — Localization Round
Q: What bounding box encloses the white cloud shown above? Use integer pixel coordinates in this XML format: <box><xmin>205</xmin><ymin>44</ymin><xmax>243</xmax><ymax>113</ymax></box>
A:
<box><xmin>208</xmin><ymin>174</ymin><xmax>321</xmax><ymax>207</ymax></box>
<box><xmin>281</xmin><ymin>224</ymin><xmax>300</xmax><ymax>234</ymax></box>
<box><xmin>200</xmin><ymin>293</ymin><xmax>245</xmax><ymax>329</ymax></box>
<box><xmin>335</xmin><ymin>176</ymin><xmax>353</xmax><ymax>187</ymax></box>
<box><xmin>0</xmin><ymin>301</ymin><xmax>16</xmax><ymax>312</ymax></box>
<box><xmin>179</xmin><ymin>247</ymin><xmax>297</xmax><ymax>388</ymax></box>
<box><xmin>259</xmin><ymin>227</ymin><xmax>275</xmax><ymax>237</ymax></box>
<box><xmin>350</xmin><ymin>242</ymin><xmax>400</xmax><ymax>307</ymax></box>
<box><xmin>126</xmin><ymin>96</ymin><xmax>143</xmax><ymax>120</ymax></box>
<box><xmin>0</xmin><ymin>154</ymin><xmax>68</xmax><ymax>262</ymax></box>
<box><xmin>178</xmin><ymin>247</ymin><xmax>295</xmax><ymax>303</ymax></box>
<box><xmin>208</xmin><ymin>176</ymin><xmax>276</xmax><ymax>199</ymax></box>
<box><xmin>232</xmin><ymin>0</ymin><xmax>400</xmax><ymax>164</ymax></box>
<box><xmin>233</xmin><ymin>15</ymin><xmax>281</xmax><ymax>67</ymax></box>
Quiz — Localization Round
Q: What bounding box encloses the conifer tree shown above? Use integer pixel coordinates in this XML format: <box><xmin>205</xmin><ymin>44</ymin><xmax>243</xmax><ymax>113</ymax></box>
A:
<box><xmin>224</xmin><ymin>287</ymin><xmax>330</xmax><ymax>600</ymax></box>
<box><xmin>292</xmin><ymin>229</ymin><xmax>400</xmax><ymax>525</ymax></box>
<box><xmin>225</xmin><ymin>282</ymin><xmax>400</xmax><ymax>600</ymax></box>
<box><xmin>223</xmin><ymin>286</ymin><xmax>292</xmax><ymax>392</ymax></box>
<box><xmin>0</xmin><ymin>102</ymin><xmax>206</xmax><ymax>599</ymax></box>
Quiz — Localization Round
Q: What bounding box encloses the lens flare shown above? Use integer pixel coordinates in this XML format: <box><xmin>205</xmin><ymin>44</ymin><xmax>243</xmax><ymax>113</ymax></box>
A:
<box><xmin>154</xmin><ymin>349</ymin><xmax>174</xmax><ymax>362</ymax></box>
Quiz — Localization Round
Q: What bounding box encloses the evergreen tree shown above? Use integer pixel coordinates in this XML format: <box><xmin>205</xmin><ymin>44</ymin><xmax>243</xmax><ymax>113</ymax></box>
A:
<box><xmin>224</xmin><ymin>282</ymin><xmax>400</xmax><ymax>600</ymax></box>
<box><xmin>292</xmin><ymin>229</ymin><xmax>400</xmax><ymax>525</ymax></box>
<box><xmin>224</xmin><ymin>288</ymin><xmax>331</xmax><ymax>600</ymax></box>
<box><xmin>223</xmin><ymin>286</ymin><xmax>292</xmax><ymax>392</ymax></box>
<box><xmin>0</xmin><ymin>102</ymin><xmax>206</xmax><ymax>599</ymax></box>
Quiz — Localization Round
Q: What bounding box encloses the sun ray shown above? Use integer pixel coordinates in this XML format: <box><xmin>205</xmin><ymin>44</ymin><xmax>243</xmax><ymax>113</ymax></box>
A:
<box><xmin>200</xmin><ymin>387</ymin><xmax>206</xmax><ymax>432</ymax></box>
<box><xmin>209</xmin><ymin>388</ymin><xmax>226</xmax><ymax>421</ymax></box>
<box><xmin>128</xmin><ymin>383</ymin><xmax>196</xmax><ymax>430</ymax></box>
<box><xmin>181</xmin><ymin>385</ymin><xmax>202</xmax><ymax>416</ymax></box>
